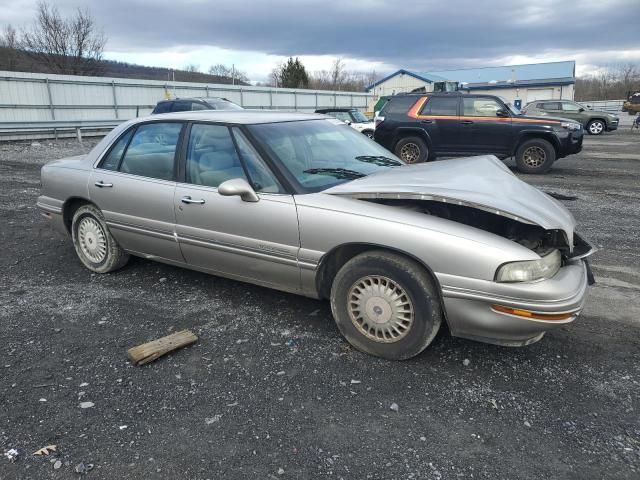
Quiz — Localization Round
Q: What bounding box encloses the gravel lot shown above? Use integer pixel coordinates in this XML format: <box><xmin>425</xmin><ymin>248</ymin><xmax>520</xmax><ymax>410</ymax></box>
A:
<box><xmin>1</xmin><ymin>131</ymin><xmax>639</xmax><ymax>480</ymax></box>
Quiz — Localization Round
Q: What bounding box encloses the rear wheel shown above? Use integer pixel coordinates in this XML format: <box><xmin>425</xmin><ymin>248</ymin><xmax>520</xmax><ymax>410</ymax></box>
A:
<box><xmin>587</xmin><ymin>119</ymin><xmax>605</xmax><ymax>135</ymax></box>
<box><xmin>394</xmin><ymin>136</ymin><xmax>430</xmax><ymax>164</ymax></box>
<box><xmin>330</xmin><ymin>251</ymin><xmax>442</xmax><ymax>360</ymax></box>
<box><xmin>71</xmin><ymin>204</ymin><xmax>129</xmax><ymax>273</ymax></box>
<box><xmin>515</xmin><ymin>138</ymin><xmax>556</xmax><ymax>174</ymax></box>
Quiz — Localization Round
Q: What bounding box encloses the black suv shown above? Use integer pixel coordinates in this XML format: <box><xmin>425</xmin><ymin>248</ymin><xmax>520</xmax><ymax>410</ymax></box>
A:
<box><xmin>374</xmin><ymin>92</ymin><xmax>584</xmax><ymax>173</ymax></box>
<box><xmin>152</xmin><ymin>97</ymin><xmax>242</xmax><ymax>114</ymax></box>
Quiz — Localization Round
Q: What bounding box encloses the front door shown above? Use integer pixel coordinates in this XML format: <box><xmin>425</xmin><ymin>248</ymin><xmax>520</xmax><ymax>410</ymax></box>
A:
<box><xmin>411</xmin><ymin>96</ymin><xmax>460</xmax><ymax>152</ymax></box>
<box><xmin>460</xmin><ymin>96</ymin><xmax>513</xmax><ymax>154</ymax></box>
<box><xmin>89</xmin><ymin>121</ymin><xmax>184</xmax><ymax>262</ymax></box>
<box><xmin>174</xmin><ymin>123</ymin><xmax>301</xmax><ymax>291</ymax></box>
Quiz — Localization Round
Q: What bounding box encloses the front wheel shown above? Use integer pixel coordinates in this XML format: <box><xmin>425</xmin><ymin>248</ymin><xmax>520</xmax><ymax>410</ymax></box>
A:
<box><xmin>71</xmin><ymin>204</ymin><xmax>129</xmax><ymax>273</ymax></box>
<box><xmin>515</xmin><ymin>138</ymin><xmax>556</xmax><ymax>174</ymax></box>
<box><xmin>394</xmin><ymin>136</ymin><xmax>430</xmax><ymax>164</ymax></box>
<box><xmin>587</xmin><ymin>119</ymin><xmax>605</xmax><ymax>135</ymax></box>
<box><xmin>362</xmin><ymin>130</ymin><xmax>374</xmax><ymax>139</ymax></box>
<box><xmin>330</xmin><ymin>251</ymin><xmax>442</xmax><ymax>360</ymax></box>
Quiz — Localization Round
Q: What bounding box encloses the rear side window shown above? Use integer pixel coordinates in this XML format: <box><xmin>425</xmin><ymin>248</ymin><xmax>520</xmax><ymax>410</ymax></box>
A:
<box><xmin>119</xmin><ymin>123</ymin><xmax>182</xmax><ymax>181</ymax></box>
<box><xmin>186</xmin><ymin>124</ymin><xmax>248</xmax><ymax>188</ymax></box>
<box><xmin>381</xmin><ymin>96</ymin><xmax>418</xmax><ymax>115</ymax></box>
<box><xmin>541</xmin><ymin>102</ymin><xmax>561</xmax><ymax>110</ymax></box>
<box><xmin>100</xmin><ymin>129</ymin><xmax>133</xmax><ymax>170</ymax></box>
<box><xmin>421</xmin><ymin>96</ymin><xmax>458</xmax><ymax>116</ymax></box>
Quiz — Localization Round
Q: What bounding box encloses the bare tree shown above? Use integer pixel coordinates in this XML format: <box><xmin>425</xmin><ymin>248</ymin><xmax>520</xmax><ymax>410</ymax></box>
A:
<box><xmin>0</xmin><ymin>25</ymin><xmax>21</xmax><ymax>70</ymax></box>
<box><xmin>19</xmin><ymin>1</ymin><xmax>106</xmax><ymax>75</ymax></box>
<box><xmin>183</xmin><ymin>64</ymin><xmax>200</xmax><ymax>73</ymax></box>
<box><xmin>208</xmin><ymin>63</ymin><xmax>249</xmax><ymax>83</ymax></box>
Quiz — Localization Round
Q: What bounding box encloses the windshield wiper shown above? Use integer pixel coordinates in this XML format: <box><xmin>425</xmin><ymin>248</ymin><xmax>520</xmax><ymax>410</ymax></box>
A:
<box><xmin>354</xmin><ymin>155</ymin><xmax>403</xmax><ymax>167</ymax></box>
<box><xmin>303</xmin><ymin>168</ymin><xmax>366</xmax><ymax>180</ymax></box>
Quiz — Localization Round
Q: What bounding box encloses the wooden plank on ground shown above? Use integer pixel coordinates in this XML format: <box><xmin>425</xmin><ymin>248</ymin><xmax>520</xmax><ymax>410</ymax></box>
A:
<box><xmin>127</xmin><ymin>330</ymin><xmax>198</xmax><ymax>365</ymax></box>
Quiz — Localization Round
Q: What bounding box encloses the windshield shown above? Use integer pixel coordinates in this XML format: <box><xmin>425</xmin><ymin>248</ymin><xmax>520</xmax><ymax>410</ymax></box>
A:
<box><xmin>248</xmin><ymin>119</ymin><xmax>403</xmax><ymax>192</ymax></box>
<box><xmin>350</xmin><ymin>111</ymin><xmax>369</xmax><ymax>123</ymax></box>
<box><xmin>209</xmin><ymin>100</ymin><xmax>243</xmax><ymax>110</ymax></box>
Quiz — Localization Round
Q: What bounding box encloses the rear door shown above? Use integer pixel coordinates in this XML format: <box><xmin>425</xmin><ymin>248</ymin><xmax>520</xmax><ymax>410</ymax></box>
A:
<box><xmin>410</xmin><ymin>96</ymin><xmax>460</xmax><ymax>152</ymax></box>
<box><xmin>89</xmin><ymin>121</ymin><xmax>184</xmax><ymax>261</ymax></box>
<box><xmin>174</xmin><ymin>123</ymin><xmax>301</xmax><ymax>291</ymax></box>
<box><xmin>460</xmin><ymin>96</ymin><xmax>513</xmax><ymax>154</ymax></box>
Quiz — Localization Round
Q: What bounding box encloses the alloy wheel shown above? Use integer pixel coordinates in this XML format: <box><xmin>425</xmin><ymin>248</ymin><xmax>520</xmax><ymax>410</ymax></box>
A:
<box><xmin>347</xmin><ymin>275</ymin><xmax>414</xmax><ymax>343</ymax></box>
<box><xmin>589</xmin><ymin>121</ymin><xmax>604</xmax><ymax>134</ymax></box>
<box><xmin>522</xmin><ymin>145</ymin><xmax>546</xmax><ymax>168</ymax></box>
<box><xmin>399</xmin><ymin>142</ymin><xmax>421</xmax><ymax>163</ymax></box>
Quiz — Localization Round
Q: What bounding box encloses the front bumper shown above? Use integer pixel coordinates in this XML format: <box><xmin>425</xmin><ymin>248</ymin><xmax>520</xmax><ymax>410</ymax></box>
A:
<box><xmin>560</xmin><ymin>131</ymin><xmax>583</xmax><ymax>156</ymax></box>
<box><xmin>607</xmin><ymin>120</ymin><xmax>619</xmax><ymax>131</ymax></box>
<box><xmin>438</xmin><ymin>258</ymin><xmax>590</xmax><ymax>346</ymax></box>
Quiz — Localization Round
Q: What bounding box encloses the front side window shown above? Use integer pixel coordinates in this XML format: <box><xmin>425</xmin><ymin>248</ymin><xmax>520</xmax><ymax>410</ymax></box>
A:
<box><xmin>332</xmin><ymin>111</ymin><xmax>352</xmax><ymax>123</ymax></box>
<box><xmin>208</xmin><ymin>100</ymin><xmax>243</xmax><ymax>111</ymax></box>
<box><xmin>186</xmin><ymin>124</ymin><xmax>248</xmax><ymax>188</ymax></box>
<box><xmin>191</xmin><ymin>102</ymin><xmax>209</xmax><ymax>111</ymax></box>
<box><xmin>231</xmin><ymin>128</ymin><xmax>281</xmax><ymax>193</ymax></box>
<box><xmin>420</xmin><ymin>96</ymin><xmax>458</xmax><ymax>116</ymax></box>
<box><xmin>119</xmin><ymin>122</ymin><xmax>182</xmax><ymax>181</ymax></box>
<box><xmin>462</xmin><ymin>97</ymin><xmax>504</xmax><ymax>117</ymax></box>
<box><xmin>171</xmin><ymin>101</ymin><xmax>191</xmax><ymax>112</ymax></box>
<box><xmin>249</xmin><ymin>119</ymin><xmax>402</xmax><ymax>192</ymax></box>
<box><xmin>561</xmin><ymin>102</ymin><xmax>582</xmax><ymax>112</ymax></box>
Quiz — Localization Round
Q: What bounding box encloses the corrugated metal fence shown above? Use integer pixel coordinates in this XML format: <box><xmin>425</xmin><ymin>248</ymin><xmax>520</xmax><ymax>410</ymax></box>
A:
<box><xmin>0</xmin><ymin>70</ymin><xmax>375</xmax><ymax>140</ymax></box>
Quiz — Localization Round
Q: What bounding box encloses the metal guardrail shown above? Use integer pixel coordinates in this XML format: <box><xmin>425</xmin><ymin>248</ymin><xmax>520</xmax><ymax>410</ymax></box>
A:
<box><xmin>0</xmin><ymin>119</ymin><xmax>124</xmax><ymax>141</ymax></box>
<box><xmin>581</xmin><ymin>99</ymin><xmax>625</xmax><ymax>113</ymax></box>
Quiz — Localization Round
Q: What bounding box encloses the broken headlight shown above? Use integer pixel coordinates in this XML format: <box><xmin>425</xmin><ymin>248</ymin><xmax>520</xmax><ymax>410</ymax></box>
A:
<box><xmin>495</xmin><ymin>250</ymin><xmax>561</xmax><ymax>282</ymax></box>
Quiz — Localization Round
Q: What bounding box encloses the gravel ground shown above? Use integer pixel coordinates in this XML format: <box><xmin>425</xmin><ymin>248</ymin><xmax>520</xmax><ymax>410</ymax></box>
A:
<box><xmin>1</xmin><ymin>132</ymin><xmax>639</xmax><ymax>480</ymax></box>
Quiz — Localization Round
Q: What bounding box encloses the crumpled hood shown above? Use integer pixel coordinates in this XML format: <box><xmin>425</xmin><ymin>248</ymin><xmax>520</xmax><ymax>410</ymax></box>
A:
<box><xmin>325</xmin><ymin>155</ymin><xmax>576</xmax><ymax>246</ymax></box>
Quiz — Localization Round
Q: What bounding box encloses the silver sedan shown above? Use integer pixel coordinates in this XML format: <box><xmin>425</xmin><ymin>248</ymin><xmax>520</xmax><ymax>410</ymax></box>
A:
<box><xmin>37</xmin><ymin>111</ymin><xmax>594</xmax><ymax>360</ymax></box>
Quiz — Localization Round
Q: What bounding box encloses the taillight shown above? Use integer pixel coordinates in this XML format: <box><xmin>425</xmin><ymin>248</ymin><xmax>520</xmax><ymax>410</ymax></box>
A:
<box><xmin>374</xmin><ymin>116</ymin><xmax>385</xmax><ymax>128</ymax></box>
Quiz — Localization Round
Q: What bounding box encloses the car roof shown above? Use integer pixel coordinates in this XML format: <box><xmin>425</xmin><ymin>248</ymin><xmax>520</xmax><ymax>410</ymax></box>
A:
<box><xmin>157</xmin><ymin>97</ymin><xmax>228</xmax><ymax>103</ymax></box>
<box><xmin>315</xmin><ymin>108</ymin><xmax>357</xmax><ymax>112</ymax></box>
<box><xmin>142</xmin><ymin>109</ymin><xmax>326</xmax><ymax>124</ymax></box>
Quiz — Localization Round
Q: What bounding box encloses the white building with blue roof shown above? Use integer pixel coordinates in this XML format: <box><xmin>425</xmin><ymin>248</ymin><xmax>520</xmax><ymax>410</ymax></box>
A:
<box><xmin>367</xmin><ymin>60</ymin><xmax>576</xmax><ymax>107</ymax></box>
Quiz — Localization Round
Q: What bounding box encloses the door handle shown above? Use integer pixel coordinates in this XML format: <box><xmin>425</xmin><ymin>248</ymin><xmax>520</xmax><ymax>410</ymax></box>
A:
<box><xmin>461</xmin><ymin>120</ymin><xmax>474</xmax><ymax>125</ymax></box>
<box><xmin>181</xmin><ymin>196</ymin><xmax>205</xmax><ymax>205</ymax></box>
<box><xmin>420</xmin><ymin>119</ymin><xmax>433</xmax><ymax>124</ymax></box>
<box><xmin>94</xmin><ymin>181</ymin><xmax>113</xmax><ymax>188</ymax></box>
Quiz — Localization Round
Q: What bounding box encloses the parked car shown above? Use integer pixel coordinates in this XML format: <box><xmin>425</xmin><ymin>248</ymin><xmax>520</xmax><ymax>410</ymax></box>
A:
<box><xmin>37</xmin><ymin>111</ymin><xmax>594</xmax><ymax>360</ymax></box>
<box><xmin>374</xmin><ymin>92</ymin><xmax>584</xmax><ymax>174</ymax></box>
<box><xmin>522</xmin><ymin>99</ymin><xmax>618</xmax><ymax>135</ymax></box>
<box><xmin>315</xmin><ymin>108</ymin><xmax>375</xmax><ymax>138</ymax></box>
<box><xmin>152</xmin><ymin>97</ymin><xmax>242</xmax><ymax>114</ymax></box>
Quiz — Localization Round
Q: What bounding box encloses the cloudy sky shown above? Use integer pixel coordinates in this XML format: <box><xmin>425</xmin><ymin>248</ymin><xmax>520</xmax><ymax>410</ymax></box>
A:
<box><xmin>2</xmin><ymin>0</ymin><xmax>638</xmax><ymax>82</ymax></box>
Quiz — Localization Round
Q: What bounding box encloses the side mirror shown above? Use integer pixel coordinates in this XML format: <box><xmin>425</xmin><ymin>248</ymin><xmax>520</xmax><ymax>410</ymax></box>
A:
<box><xmin>218</xmin><ymin>178</ymin><xmax>259</xmax><ymax>203</ymax></box>
<box><xmin>579</xmin><ymin>108</ymin><xmax>585</xmax><ymax>112</ymax></box>
<box><xmin>496</xmin><ymin>109</ymin><xmax>509</xmax><ymax>118</ymax></box>
<box><xmin>345</xmin><ymin>120</ymin><xmax>352</xmax><ymax>125</ymax></box>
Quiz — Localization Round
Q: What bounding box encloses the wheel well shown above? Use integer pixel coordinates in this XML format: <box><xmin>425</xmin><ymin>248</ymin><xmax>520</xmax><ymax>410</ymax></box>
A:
<box><xmin>62</xmin><ymin>197</ymin><xmax>92</xmax><ymax>233</ymax></box>
<box><xmin>516</xmin><ymin>133</ymin><xmax>560</xmax><ymax>157</ymax></box>
<box><xmin>587</xmin><ymin>117</ymin><xmax>606</xmax><ymax>125</ymax></box>
<box><xmin>315</xmin><ymin>243</ymin><xmax>448</xmax><ymax>322</ymax></box>
<box><xmin>392</xmin><ymin>129</ymin><xmax>431</xmax><ymax>151</ymax></box>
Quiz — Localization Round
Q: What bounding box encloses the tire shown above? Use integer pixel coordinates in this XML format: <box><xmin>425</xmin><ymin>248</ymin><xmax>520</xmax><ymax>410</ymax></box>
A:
<box><xmin>587</xmin><ymin>119</ymin><xmax>605</xmax><ymax>135</ymax></box>
<box><xmin>362</xmin><ymin>130</ymin><xmax>374</xmax><ymax>139</ymax></box>
<box><xmin>71</xmin><ymin>204</ymin><xmax>129</xmax><ymax>273</ymax></box>
<box><xmin>515</xmin><ymin>138</ymin><xmax>556</xmax><ymax>174</ymax></box>
<box><xmin>330</xmin><ymin>250</ymin><xmax>442</xmax><ymax>360</ymax></box>
<box><xmin>394</xmin><ymin>136</ymin><xmax>430</xmax><ymax>164</ymax></box>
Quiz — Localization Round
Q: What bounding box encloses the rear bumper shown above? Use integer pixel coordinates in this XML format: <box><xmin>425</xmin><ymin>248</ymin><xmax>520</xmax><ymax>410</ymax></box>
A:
<box><xmin>439</xmin><ymin>259</ymin><xmax>590</xmax><ymax>346</ymax></box>
<box><xmin>36</xmin><ymin>196</ymin><xmax>68</xmax><ymax>235</ymax></box>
